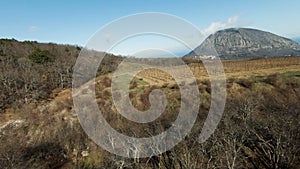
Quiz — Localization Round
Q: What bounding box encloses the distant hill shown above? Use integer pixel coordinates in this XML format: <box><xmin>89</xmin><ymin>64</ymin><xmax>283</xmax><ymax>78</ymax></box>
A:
<box><xmin>293</xmin><ymin>37</ymin><xmax>300</xmax><ymax>44</ymax></box>
<box><xmin>185</xmin><ymin>28</ymin><xmax>300</xmax><ymax>59</ymax></box>
<box><xmin>0</xmin><ymin>39</ymin><xmax>81</xmax><ymax>60</ymax></box>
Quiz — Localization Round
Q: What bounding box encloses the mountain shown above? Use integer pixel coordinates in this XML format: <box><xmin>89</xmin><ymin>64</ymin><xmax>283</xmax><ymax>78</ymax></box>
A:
<box><xmin>185</xmin><ymin>28</ymin><xmax>300</xmax><ymax>59</ymax></box>
<box><xmin>293</xmin><ymin>37</ymin><xmax>300</xmax><ymax>44</ymax></box>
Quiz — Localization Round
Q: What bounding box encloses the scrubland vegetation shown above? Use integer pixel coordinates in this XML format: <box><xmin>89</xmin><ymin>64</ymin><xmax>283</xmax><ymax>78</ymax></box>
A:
<box><xmin>0</xmin><ymin>39</ymin><xmax>299</xmax><ymax>168</ymax></box>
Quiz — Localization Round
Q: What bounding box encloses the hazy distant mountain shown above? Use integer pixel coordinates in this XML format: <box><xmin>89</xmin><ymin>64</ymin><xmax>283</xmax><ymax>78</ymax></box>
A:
<box><xmin>293</xmin><ymin>37</ymin><xmax>300</xmax><ymax>44</ymax></box>
<box><xmin>185</xmin><ymin>28</ymin><xmax>300</xmax><ymax>59</ymax></box>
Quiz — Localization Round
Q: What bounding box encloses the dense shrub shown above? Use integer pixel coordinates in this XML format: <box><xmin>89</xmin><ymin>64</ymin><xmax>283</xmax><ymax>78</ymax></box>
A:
<box><xmin>28</xmin><ymin>48</ymin><xmax>53</xmax><ymax>64</ymax></box>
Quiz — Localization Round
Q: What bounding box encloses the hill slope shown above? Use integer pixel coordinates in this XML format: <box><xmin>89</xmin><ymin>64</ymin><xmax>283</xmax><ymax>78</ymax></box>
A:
<box><xmin>1</xmin><ymin>57</ymin><xmax>300</xmax><ymax>168</ymax></box>
<box><xmin>185</xmin><ymin>28</ymin><xmax>300</xmax><ymax>59</ymax></box>
<box><xmin>0</xmin><ymin>39</ymin><xmax>122</xmax><ymax>111</ymax></box>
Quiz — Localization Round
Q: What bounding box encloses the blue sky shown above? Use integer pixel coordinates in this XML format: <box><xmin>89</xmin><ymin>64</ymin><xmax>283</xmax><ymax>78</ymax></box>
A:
<box><xmin>1</xmin><ymin>0</ymin><xmax>299</xmax><ymax>56</ymax></box>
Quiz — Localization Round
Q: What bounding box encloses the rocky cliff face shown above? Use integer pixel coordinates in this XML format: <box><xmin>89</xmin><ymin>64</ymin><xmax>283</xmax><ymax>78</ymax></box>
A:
<box><xmin>186</xmin><ymin>28</ymin><xmax>300</xmax><ymax>59</ymax></box>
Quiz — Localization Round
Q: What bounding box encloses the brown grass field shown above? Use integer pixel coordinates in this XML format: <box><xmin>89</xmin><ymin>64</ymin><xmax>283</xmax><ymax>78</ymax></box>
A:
<box><xmin>136</xmin><ymin>57</ymin><xmax>300</xmax><ymax>85</ymax></box>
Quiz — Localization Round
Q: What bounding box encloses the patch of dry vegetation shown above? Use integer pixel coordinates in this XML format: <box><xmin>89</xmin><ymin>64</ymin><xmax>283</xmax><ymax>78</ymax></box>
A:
<box><xmin>0</xmin><ymin>39</ymin><xmax>123</xmax><ymax>112</ymax></box>
<box><xmin>1</xmin><ymin>68</ymin><xmax>299</xmax><ymax>168</ymax></box>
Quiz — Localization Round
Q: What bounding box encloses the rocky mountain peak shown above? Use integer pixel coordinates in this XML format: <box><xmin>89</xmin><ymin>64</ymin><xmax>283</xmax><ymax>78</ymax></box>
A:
<box><xmin>186</xmin><ymin>28</ymin><xmax>300</xmax><ymax>59</ymax></box>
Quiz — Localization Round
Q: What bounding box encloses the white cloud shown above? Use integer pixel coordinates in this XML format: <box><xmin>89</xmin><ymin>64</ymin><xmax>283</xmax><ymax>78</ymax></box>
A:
<box><xmin>201</xmin><ymin>16</ymin><xmax>240</xmax><ymax>36</ymax></box>
<box><xmin>29</xmin><ymin>26</ymin><xmax>38</xmax><ymax>33</ymax></box>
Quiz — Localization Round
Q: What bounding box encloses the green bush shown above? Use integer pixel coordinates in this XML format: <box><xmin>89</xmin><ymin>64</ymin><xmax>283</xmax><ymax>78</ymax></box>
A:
<box><xmin>28</xmin><ymin>48</ymin><xmax>53</xmax><ymax>64</ymax></box>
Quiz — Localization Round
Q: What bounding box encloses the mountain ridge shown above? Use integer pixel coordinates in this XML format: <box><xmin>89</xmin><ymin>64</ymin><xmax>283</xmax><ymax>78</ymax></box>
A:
<box><xmin>185</xmin><ymin>28</ymin><xmax>300</xmax><ymax>59</ymax></box>
<box><xmin>293</xmin><ymin>37</ymin><xmax>300</xmax><ymax>44</ymax></box>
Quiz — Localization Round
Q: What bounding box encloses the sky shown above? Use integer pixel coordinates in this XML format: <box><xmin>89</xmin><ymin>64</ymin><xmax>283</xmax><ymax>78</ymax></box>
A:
<box><xmin>1</xmin><ymin>0</ymin><xmax>300</xmax><ymax>57</ymax></box>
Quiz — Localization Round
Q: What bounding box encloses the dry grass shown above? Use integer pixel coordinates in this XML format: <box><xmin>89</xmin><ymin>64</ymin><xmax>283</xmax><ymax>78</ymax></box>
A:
<box><xmin>1</xmin><ymin>56</ymin><xmax>300</xmax><ymax>168</ymax></box>
<box><xmin>134</xmin><ymin>57</ymin><xmax>300</xmax><ymax>85</ymax></box>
